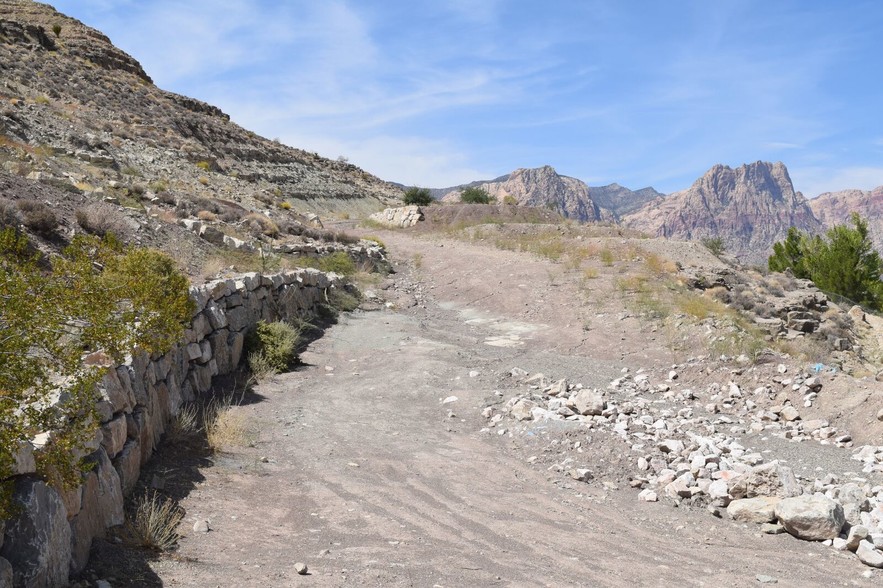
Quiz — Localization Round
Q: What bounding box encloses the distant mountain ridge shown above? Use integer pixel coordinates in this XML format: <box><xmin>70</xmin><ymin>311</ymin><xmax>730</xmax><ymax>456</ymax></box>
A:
<box><xmin>622</xmin><ymin>161</ymin><xmax>820</xmax><ymax>263</ymax></box>
<box><xmin>431</xmin><ymin>165</ymin><xmax>659</xmax><ymax>223</ymax></box>
<box><xmin>810</xmin><ymin>186</ymin><xmax>883</xmax><ymax>252</ymax></box>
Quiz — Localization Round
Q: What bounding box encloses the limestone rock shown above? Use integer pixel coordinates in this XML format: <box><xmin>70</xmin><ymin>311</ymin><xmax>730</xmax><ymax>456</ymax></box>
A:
<box><xmin>510</xmin><ymin>399</ymin><xmax>536</xmax><ymax>421</ymax></box>
<box><xmin>727</xmin><ymin>496</ymin><xmax>780</xmax><ymax>524</ymax></box>
<box><xmin>856</xmin><ymin>540</ymin><xmax>883</xmax><ymax>568</ymax></box>
<box><xmin>571</xmin><ymin>389</ymin><xmax>604</xmax><ymax>416</ymax></box>
<box><xmin>728</xmin><ymin>462</ymin><xmax>801</xmax><ymax>499</ymax></box>
<box><xmin>774</xmin><ymin>494</ymin><xmax>845</xmax><ymax>541</ymax></box>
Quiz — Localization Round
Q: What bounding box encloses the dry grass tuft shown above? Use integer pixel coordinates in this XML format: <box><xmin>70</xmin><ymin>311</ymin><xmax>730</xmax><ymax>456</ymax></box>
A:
<box><xmin>164</xmin><ymin>403</ymin><xmax>200</xmax><ymax>445</ymax></box>
<box><xmin>126</xmin><ymin>491</ymin><xmax>184</xmax><ymax>551</ymax></box>
<box><xmin>205</xmin><ymin>394</ymin><xmax>252</xmax><ymax>451</ymax></box>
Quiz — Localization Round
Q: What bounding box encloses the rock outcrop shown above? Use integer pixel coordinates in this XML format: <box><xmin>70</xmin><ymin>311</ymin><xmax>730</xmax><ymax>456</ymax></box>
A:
<box><xmin>587</xmin><ymin>183</ymin><xmax>663</xmax><ymax>217</ymax></box>
<box><xmin>809</xmin><ymin>186</ymin><xmax>883</xmax><ymax>252</ymax></box>
<box><xmin>440</xmin><ymin>166</ymin><xmax>613</xmax><ymax>222</ymax></box>
<box><xmin>623</xmin><ymin>162</ymin><xmax>821</xmax><ymax>263</ymax></box>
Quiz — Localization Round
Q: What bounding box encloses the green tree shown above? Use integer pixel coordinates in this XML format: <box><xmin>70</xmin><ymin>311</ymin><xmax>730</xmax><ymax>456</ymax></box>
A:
<box><xmin>768</xmin><ymin>214</ymin><xmax>883</xmax><ymax>309</ymax></box>
<box><xmin>460</xmin><ymin>187</ymin><xmax>492</xmax><ymax>204</ymax></box>
<box><xmin>0</xmin><ymin>230</ymin><xmax>194</xmax><ymax>516</ymax></box>
<box><xmin>700</xmin><ymin>237</ymin><xmax>726</xmax><ymax>257</ymax></box>
<box><xmin>403</xmin><ymin>187</ymin><xmax>433</xmax><ymax>206</ymax></box>
<box><xmin>768</xmin><ymin>227</ymin><xmax>811</xmax><ymax>278</ymax></box>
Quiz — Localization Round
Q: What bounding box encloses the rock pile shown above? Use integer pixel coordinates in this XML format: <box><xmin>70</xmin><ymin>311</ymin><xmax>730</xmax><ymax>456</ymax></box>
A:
<box><xmin>369</xmin><ymin>205</ymin><xmax>424</xmax><ymax>228</ymax></box>
<box><xmin>483</xmin><ymin>364</ymin><xmax>883</xmax><ymax>569</ymax></box>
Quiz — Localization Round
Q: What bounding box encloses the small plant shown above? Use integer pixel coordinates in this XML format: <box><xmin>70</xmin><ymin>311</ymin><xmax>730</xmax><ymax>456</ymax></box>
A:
<box><xmin>16</xmin><ymin>200</ymin><xmax>58</xmax><ymax>235</ymax></box>
<box><xmin>701</xmin><ymin>237</ymin><xmax>726</xmax><ymax>257</ymax></box>
<box><xmin>75</xmin><ymin>202</ymin><xmax>130</xmax><ymax>238</ymax></box>
<box><xmin>328</xmin><ymin>287</ymin><xmax>360</xmax><ymax>312</ymax></box>
<box><xmin>278</xmin><ymin>201</ymin><xmax>292</xmax><ymax>210</ymax></box>
<box><xmin>247</xmin><ymin>350</ymin><xmax>277</xmax><ymax>382</ymax></box>
<box><xmin>403</xmin><ymin>187</ymin><xmax>433</xmax><ymax>206</ymax></box>
<box><xmin>502</xmin><ymin>194</ymin><xmax>518</xmax><ymax>206</ymax></box>
<box><xmin>599</xmin><ymin>248</ymin><xmax>615</xmax><ymax>266</ymax></box>
<box><xmin>245</xmin><ymin>320</ymin><xmax>301</xmax><ymax>373</ymax></box>
<box><xmin>204</xmin><ymin>394</ymin><xmax>252</xmax><ymax>451</ymax></box>
<box><xmin>52</xmin><ymin>24</ymin><xmax>62</xmax><ymax>37</ymax></box>
<box><xmin>362</xmin><ymin>235</ymin><xmax>386</xmax><ymax>249</ymax></box>
<box><xmin>126</xmin><ymin>491</ymin><xmax>184</xmax><ymax>551</ymax></box>
<box><xmin>243</xmin><ymin>213</ymin><xmax>280</xmax><ymax>238</ymax></box>
<box><xmin>149</xmin><ymin>180</ymin><xmax>168</xmax><ymax>193</ymax></box>
<box><xmin>460</xmin><ymin>187</ymin><xmax>492</xmax><ymax>204</ymax></box>
<box><xmin>164</xmin><ymin>404</ymin><xmax>200</xmax><ymax>445</ymax></box>
<box><xmin>198</xmin><ymin>176</ymin><xmax>209</xmax><ymax>186</ymax></box>
<box><xmin>195</xmin><ymin>160</ymin><xmax>212</xmax><ymax>171</ymax></box>
<box><xmin>196</xmin><ymin>210</ymin><xmax>217</xmax><ymax>222</ymax></box>
<box><xmin>34</xmin><ymin>95</ymin><xmax>50</xmax><ymax>105</ymax></box>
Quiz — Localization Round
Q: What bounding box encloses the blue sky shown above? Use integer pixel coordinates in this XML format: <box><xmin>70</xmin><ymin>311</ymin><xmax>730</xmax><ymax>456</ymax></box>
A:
<box><xmin>51</xmin><ymin>0</ymin><xmax>883</xmax><ymax>196</ymax></box>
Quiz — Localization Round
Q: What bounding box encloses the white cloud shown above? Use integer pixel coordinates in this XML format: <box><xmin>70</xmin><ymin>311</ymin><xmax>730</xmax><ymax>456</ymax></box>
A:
<box><xmin>277</xmin><ymin>132</ymin><xmax>491</xmax><ymax>188</ymax></box>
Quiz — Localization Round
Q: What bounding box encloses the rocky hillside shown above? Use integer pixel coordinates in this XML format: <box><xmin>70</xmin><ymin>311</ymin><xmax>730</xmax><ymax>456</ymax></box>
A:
<box><xmin>587</xmin><ymin>182</ymin><xmax>663</xmax><ymax>217</ymax></box>
<box><xmin>439</xmin><ymin>165</ymin><xmax>613</xmax><ymax>223</ymax></box>
<box><xmin>0</xmin><ymin>0</ymin><xmax>401</xmax><ymax>220</ymax></box>
<box><xmin>623</xmin><ymin>161</ymin><xmax>820</xmax><ymax>263</ymax></box>
<box><xmin>810</xmin><ymin>186</ymin><xmax>883</xmax><ymax>251</ymax></box>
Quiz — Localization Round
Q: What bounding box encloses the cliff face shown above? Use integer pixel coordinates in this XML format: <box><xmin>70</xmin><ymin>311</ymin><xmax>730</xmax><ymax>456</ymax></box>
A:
<box><xmin>623</xmin><ymin>161</ymin><xmax>821</xmax><ymax>262</ymax></box>
<box><xmin>0</xmin><ymin>0</ymin><xmax>401</xmax><ymax>214</ymax></box>
<box><xmin>810</xmin><ymin>186</ymin><xmax>883</xmax><ymax>252</ymax></box>
<box><xmin>440</xmin><ymin>165</ymin><xmax>612</xmax><ymax>222</ymax></box>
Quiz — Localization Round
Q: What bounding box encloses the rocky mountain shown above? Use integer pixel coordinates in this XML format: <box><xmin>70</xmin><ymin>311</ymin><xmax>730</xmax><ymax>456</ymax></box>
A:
<box><xmin>810</xmin><ymin>186</ymin><xmax>883</xmax><ymax>252</ymax></box>
<box><xmin>623</xmin><ymin>161</ymin><xmax>820</xmax><ymax>263</ymax></box>
<box><xmin>438</xmin><ymin>165</ymin><xmax>613</xmax><ymax>222</ymax></box>
<box><xmin>0</xmin><ymin>0</ymin><xmax>401</xmax><ymax>220</ymax></box>
<box><xmin>587</xmin><ymin>183</ymin><xmax>663</xmax><ymax>217</ymax></box>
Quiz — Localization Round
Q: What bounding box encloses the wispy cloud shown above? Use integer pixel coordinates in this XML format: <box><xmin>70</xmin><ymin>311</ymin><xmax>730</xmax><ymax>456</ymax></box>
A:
<box><xmin>792</xmin><ymin>166</ymin><xmax>883</xmax><ymax>197</ymax></box>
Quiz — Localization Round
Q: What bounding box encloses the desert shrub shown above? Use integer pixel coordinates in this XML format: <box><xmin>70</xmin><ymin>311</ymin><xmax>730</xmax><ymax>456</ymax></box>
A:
<box><xmin>164</xmin><ymin>403</ymin><xmax>200</xmax><ymax>445</ymax></box>
<box><xmin>243</xmin><ymin>213</ymin><xmax>279</xmax><ymax>238</ymax></box>
<box><xmin>245</xmin><ymin>320</ymin><xmax>301</xmax><ymax>372</ymax></box>
<box><xmin>156</xmin><ymin>191</ymin><xmax>177</xmax><ymax>206</ymax></box>
<box><xmin>247</xmin><ymin>350</ymin><xmax>277</xmax><ymax>381</ymax></box>
<box><xmin>362</xmin><ymin>235</ymin><xmax>386</xmax><ymax>249</ymax></box>
<box><xmin>0</xmin><ymin>231</ymin><xmax>193</xmax><ymax>518</ymax></box>
<box><xmin>75</xmin><ymin>202</ymin><xmax>130</xmax><ymax>238</ymax></box>
<box><xmin>52</xmin><ymin>24</ymin><xmax>61</xmax><ymax>37</ymax></box>
<box><xmin>328</xmin><ymin>287</ymin><xmax>360</xmax><ymax>312</ymax></box>
<box><xmin>197</xmin><ymin>210</ymin><xmax>217</xmax><ymax>222</ymax></box>
<box><xmin>502</xmin><ymin>194</ymin><xmax>518</xmax><ymax>205</ymax></box>
<box><xmin>0</xmin><ymin>199</ymin><xmax>19</xmax><ymax>227</ymax></box>
<box><xmin>198</xmin><ymin>176</ymin><xmax>209</xmax><ymax>186</ymax></box>
<box><xmin>149</xmin><ymin>180</ymin><xmax>168</xmax><ymax>193</ymax></box>
<box><xmin>403</xmin><ymin>187</ymin><xmax>433</xmax><ymax>206</ymax></box>
<box><xmin>17</xmin><ymin>199</ymin><xmax>58</xmax><ymax>235</ymax></box>
<box><xmin>460</xmin><ymin>187</ymin><xmax>492</xmax><ymax>204</ymax></box>
<box><xmin>126</xmin><ymin>491</ymin><xmax>184</xmax><ymax>551</ymax></box>
<box><xmin>318</xmin><ymin>251</ymin><xmax>356</xmax><ymax>275</ymax></box>
<box><xmin>195</xmin><ymin>160</ymin><xmax>211</xmax><ymax>171</ymax></box>
<box><xmin>701</xmin><ymin>237</ymin><xmax>726</xmax><ymax>256</ymax></box>
<box><xmin>278</xmin><ymin>201</ymin><xmax>292</xmax><ymax>210</ymax></box>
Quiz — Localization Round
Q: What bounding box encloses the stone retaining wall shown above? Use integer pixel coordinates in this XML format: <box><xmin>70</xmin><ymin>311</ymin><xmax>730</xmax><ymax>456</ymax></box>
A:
<box><xmin>0</xmin><ymin>268</ymin><xmax>342</xmax><ymax>588</ymax></box>
<box><xmin>368</xmin><ymin>205</ymin><xmax>423</xmax><ymax>228</ymax></box>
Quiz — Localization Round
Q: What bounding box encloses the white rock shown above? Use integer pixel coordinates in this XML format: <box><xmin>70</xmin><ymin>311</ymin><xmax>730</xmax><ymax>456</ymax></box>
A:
<box><xmin>775</xmin><ymin>494</ymin><xmax>845</xmax><ymax>541</ymax></box>
<box><xmin>856</xmin><ymin>540</ymin><xmax>883</xmax><ymax>568</ymax></box>
<box><xmin>638</xmin><ymin>489</ymin><xmax>658</xmax><ymax>502</ymax></box>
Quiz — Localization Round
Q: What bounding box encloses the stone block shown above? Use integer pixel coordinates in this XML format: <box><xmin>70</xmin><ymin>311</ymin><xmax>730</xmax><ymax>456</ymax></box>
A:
<box><xmin>0</xmin><ymin>478</ymin><xmax>71</xmax><ymax>588</ymax></box>
<box><xmin>113</xmin><ymin>439</ymin><xmax>141</xmax><ymax>496</ymax></box>
<box><xmin>100</xmin><ymin>414</ymin><xmax>128</xmax><ymax>458</ymax></box>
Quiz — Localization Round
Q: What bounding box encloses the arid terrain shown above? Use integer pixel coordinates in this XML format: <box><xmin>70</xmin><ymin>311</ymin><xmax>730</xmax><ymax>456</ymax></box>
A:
<box><xmin>73</xmin><ymin>220</ymin><xmax>883</xmax><ymax>587</ymax></box>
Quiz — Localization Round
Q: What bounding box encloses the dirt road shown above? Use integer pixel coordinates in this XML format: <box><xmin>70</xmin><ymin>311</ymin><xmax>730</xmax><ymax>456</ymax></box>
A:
<box><xmin>140</xmin><ymin>231</ymin><xmax>874</xmax><ymax>587</ymax></box>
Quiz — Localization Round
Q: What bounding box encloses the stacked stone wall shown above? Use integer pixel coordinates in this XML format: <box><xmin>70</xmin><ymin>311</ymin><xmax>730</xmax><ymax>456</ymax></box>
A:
<box><xmin>0</xmin><ymin>268</ymin><xmax>341</xmax><ymax>587</ymax></box>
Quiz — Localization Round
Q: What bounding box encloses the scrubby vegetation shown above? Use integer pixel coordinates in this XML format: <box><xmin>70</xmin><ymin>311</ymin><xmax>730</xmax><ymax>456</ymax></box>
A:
<box><xmin>403</xmin><ymin>186</ymin><xmax>433</xmax><ymax>206</ymax></box>
<box><xmin>460</xmin><ymin>187</ymin><xmax>492</xmax><ymax>204</ymax></box>
<box><xmin>0</xmin><ymin>228</ymin><xmax>193</xmax><ymax>517</ymax></box>
<box><xmin>769</xmin><ymin>213</ymin><xmax>883</xmax><ymax>310</ymax></box>
<box><xmin>245</xmin><ymin>320</ymin><xmax>302</xmax><ymax>373</ymax></box>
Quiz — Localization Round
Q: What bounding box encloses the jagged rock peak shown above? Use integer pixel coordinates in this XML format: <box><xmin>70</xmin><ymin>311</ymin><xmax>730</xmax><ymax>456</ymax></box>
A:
<box><xmin>623</xmin><ymin>161</ymin><xmax>820</xmax><ymax>263</ymax></box>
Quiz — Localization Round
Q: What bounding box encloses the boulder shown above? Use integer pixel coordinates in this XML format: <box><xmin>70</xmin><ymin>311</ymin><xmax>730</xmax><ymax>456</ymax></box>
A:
<box><xmin>0</xmin><ymin>478</ymin><xmax>71</xmax><ymax>588</ymax></box>
<box><xmin>0</xmin><ymin>557</ymin><xmax>11</xmax><ymax>588</ymax></box>
<box><xmin>570</xmin><ymin>389</ymin><xmax>604</xmax><ymax>416</ymax></box>
<box><xmin>774</xmin><ymin>494</ymin><xmax>845</xmax><ymax>541</ymax></box>
<box><xmin>510</xmin><ymin>399</ymin><xmax>536</xmax><ymax>421</ymax></box>
<box><xmin>831</xmin><ymin>483</ymin><xmax>868</xmax><ymax>525</ymax></box>
<box><xmin>728</xmin><ymin>462</ymin><xmax>801</xmax><ymax>499</ymax></box>
<box><xmin>727</xmin><ymin>496</ymin><xmax>781</xmax><ymax>524</ymax></box>
<box><xmin>856</xmin><ymin>540</ymin><xmax>883</xmax><ymax>568</ymax></box>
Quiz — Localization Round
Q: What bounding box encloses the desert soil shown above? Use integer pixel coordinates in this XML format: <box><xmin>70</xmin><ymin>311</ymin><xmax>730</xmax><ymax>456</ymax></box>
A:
<box><xmin>84</xmin><ymin>229</ymin><xmax>878</xmax><ymax>587</ymax></box>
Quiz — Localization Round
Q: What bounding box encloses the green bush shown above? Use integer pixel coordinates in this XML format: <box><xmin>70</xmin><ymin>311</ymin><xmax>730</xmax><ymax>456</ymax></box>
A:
<box><xmin>403</xmin><ymin>187</ymin><xmax>433</xmax><ymax>206</ymax></box>
<box><xmin>701</xmin><ymin>237</ymin><xmax>726</xmax><ymax>256</ymax></box>
<box><xmin>769</xmin><ymin>214</ymin><xmax>883</xmax><ymax>310</ymax></box>
<box><xmin>460</xmin><ymin>187</ymin><xmax>492</xmax><ymax>204</ymax></box>
<box><xmin>0</xmin><ymin>230</ymin><xmax>193</xmax><ymax>518</ymax></box>
<box><xmin>245</xmin><ymin>320</ymin><xmax>301</xmax><ymax>373</ymax></box>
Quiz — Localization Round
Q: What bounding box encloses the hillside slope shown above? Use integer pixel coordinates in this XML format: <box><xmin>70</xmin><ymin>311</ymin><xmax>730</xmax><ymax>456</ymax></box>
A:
<box><xmin>810</xmin><ymin>186</ymin><xmax>883</xmax><ymax>251</ymax></box>
<box><xmin>0</xmin><ymin>0</ymin><xmax>401</xmax><ymax>219</ymax></box>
